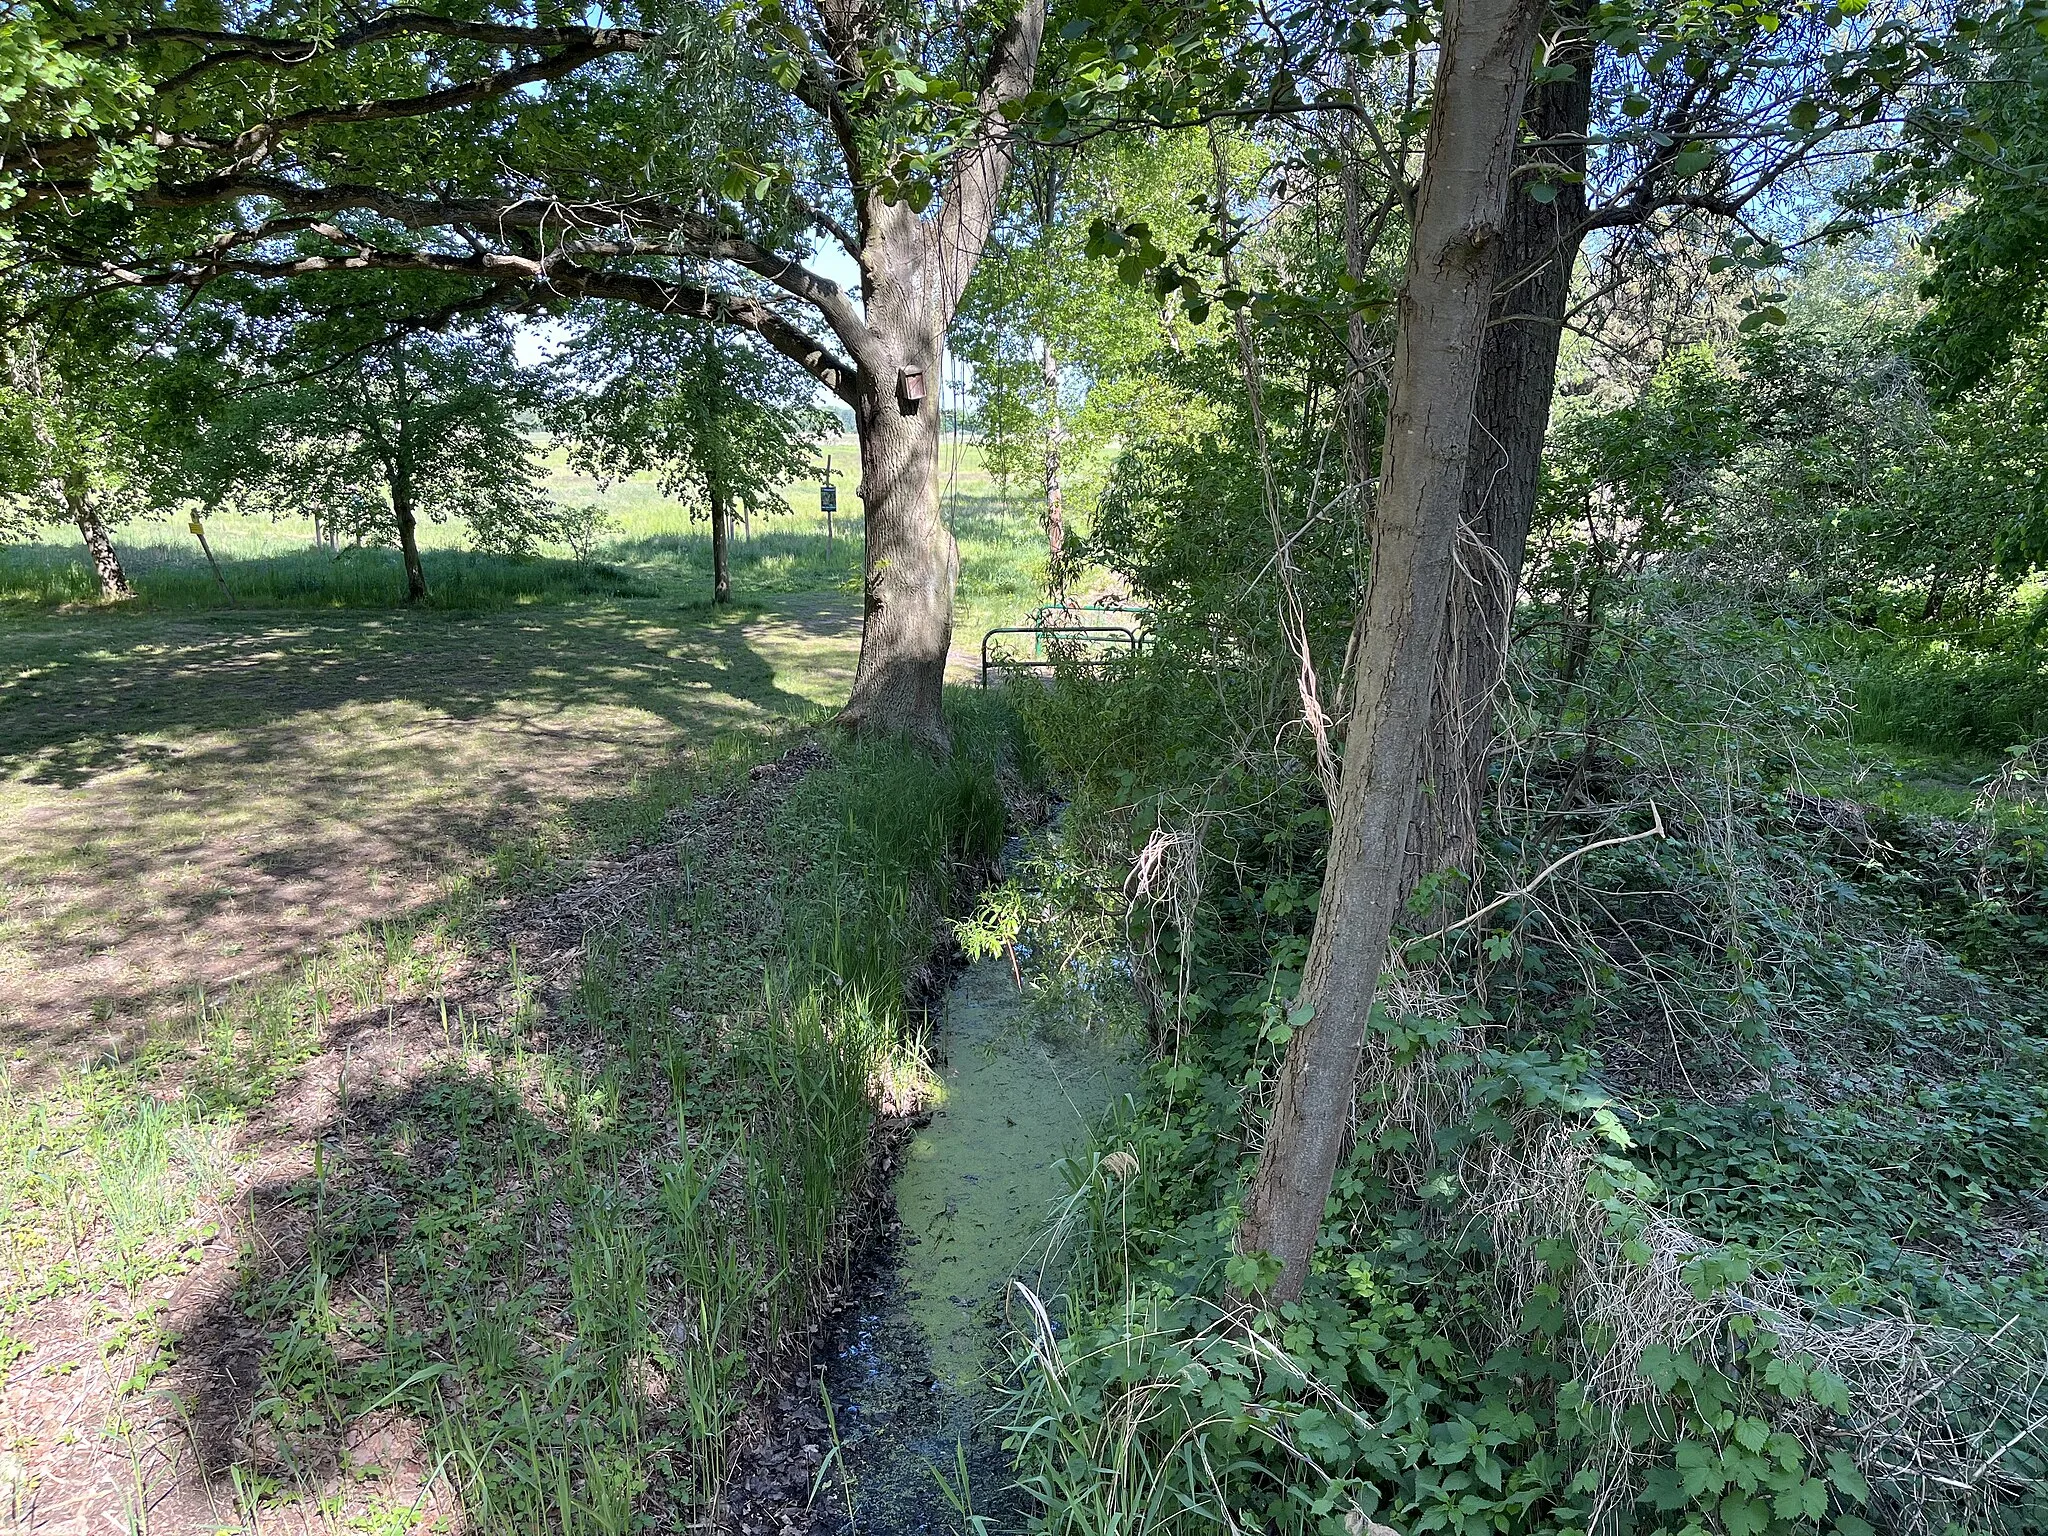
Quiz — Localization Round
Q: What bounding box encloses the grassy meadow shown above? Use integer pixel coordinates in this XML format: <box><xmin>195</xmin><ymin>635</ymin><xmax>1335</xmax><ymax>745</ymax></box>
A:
<box><xmin>0</xmin><ymin>438</ymin><xmax>1057</xmax><ymax>636</ymax></box>
<box><xmin>0</xmin><ymin>438</ymin><xmax>1058</xmax><ymax>1056</ymax></box>
<box><xmin>0</xmin><ymin>436</ymin><xmax>1060</xmax><ymax>1532</ymax></box>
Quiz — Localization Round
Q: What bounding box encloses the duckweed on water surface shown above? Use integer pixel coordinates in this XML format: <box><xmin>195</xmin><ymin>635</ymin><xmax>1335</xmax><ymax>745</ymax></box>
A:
<box><xmin>819</xmin><ymin>954</ymin><xmax>1134</xmax><ymax>1532</ymax></box>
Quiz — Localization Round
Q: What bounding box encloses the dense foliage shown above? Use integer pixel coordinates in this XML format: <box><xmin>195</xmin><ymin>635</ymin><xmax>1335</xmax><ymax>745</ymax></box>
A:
<box><xmin>548</xmin><ymin>310</ymin><xmax>835</xmax><ymax>543</ymax></box>
<box><xmin>995</xmin><ymin>246</ymin><xmax>2048</xmax><ymax>1534</ymax></box>
<box><xmin>205</xmin><ymin>284</ymin><xmax>556</xmax><ymax>554</ymax></box>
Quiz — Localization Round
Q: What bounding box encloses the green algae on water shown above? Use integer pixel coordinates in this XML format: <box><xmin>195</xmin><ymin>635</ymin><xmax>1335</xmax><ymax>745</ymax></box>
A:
<box><xmin>814</xmin><ymin>950</ymin><xmax>1134</xmax><ymax>1533</ymax></box>
<box><xmin>894</xmin><ymin>960</ymin><xmax>1134</xmax><ymax>1389</ymax></box>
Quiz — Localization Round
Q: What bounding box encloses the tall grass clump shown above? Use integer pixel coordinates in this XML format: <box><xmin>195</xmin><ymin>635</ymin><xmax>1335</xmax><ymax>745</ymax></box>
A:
<box><xmin>605</xmin><ymin>525</ymin><xmax>864</xmax><ymax>597</ymax></box>
<box><xmin>0</xmin><ymin>544</ymin><xmax>103</xmax><ymax>606</ymax></box>
<box><xmin>409</xmin><ymin>979</ymin><xmax>910</xmax><ymax>1531</ymax></box>
<box><xmin>0</xmin><ymin>541</ymin><xmax>648</xmax><ymax>611</ymax></box>
<box><xmin>774</xmin><ymin>689</ymin><xmax>1017</xmax><ymax>1002</ymax></box>
<box><xmin>365</xmin><ymin>695</ymin><xmax>1020</xmax><ymax>1524</ymax></box>
<box><xmin>1851</xmin><ymin>632</ymin><xmax>2048</xmax><ymax>751</ymax></box>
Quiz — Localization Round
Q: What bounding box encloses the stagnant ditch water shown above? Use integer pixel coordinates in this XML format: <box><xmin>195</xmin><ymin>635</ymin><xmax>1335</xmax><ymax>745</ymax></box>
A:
<box><xmin>816</xmin><ymin>952</ymin><xmax>1134</xmax><ymax>1532</ymax></box>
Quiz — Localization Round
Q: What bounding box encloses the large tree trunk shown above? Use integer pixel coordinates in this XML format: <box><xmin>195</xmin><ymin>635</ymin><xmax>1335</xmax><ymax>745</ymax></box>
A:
<box><xmin>1237</xmin><ymin>0</ymin><xmax>1540</xmax><ymax>1302</ymax></box>
<box><xmin>829</xmin><ymin>0</ymin><xmax>1044</xmax><ymax>750</ymax></box>
<box><xmin>1405</xmin><ymin>13</ymin><xmax>1594</xmax><ymax>890</ymax></box>
<box><xmin>837</xmin><ymin>199</ymin><xmax>957</xmax><ymax>751</ymax></box>
<box><xmin>69</xmin><ymin>489</ymin><xmax>134</xmax><ymax>599</ymax></box>
<box><xmin>1041</xmin><ymin>343</ymin><xmax>1066</xmax><ymax>587</ymax></box>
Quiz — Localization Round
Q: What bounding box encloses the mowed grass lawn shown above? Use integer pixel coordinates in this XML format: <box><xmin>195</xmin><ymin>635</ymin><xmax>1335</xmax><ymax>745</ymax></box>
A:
<box><xmin>0</xmin><ymin>440</ymin><xmax>1053</xmax><ymax>1066</ymax></box>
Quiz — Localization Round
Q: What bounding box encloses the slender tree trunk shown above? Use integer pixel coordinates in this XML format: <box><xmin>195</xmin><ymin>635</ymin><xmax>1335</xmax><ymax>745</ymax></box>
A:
<box><xmin>392</xmin><ymin>482</ymin><xmax>427</xmax><ymax>601</ymax></box>
<box><xmin>22</xmin><ymin>357</ymin><xmax>131</xmax><ymax>600</ymax></box>
<box><xmin>395</xmin><ymin>504</ymin><xmax>427</xmax><ymax>601</ymax></box>
<box><xmin>1559</xmin><ymin>570</ymin><xmax>1602</xmax><ymax>693</ymax></box>
<box><xmin>68</xmin><ymin>488</ymin><xmax>134</xmax><ymax>599</ymax></box>
<box><xmin>1340</xmin><ymin>61</ymin><xmax>1386</xmax><ymax>544</ymax></box>
<box><xmin>1238</xmin><ymin>0</ymin><xmax>1540</xmax><ymax>1301</ymax></box>
<box><xmin>709</xmin><ymin>470</ymin><xmax>733</xmax><ymax>605</ymax></box>
<box><xmin>838</xmin><ymin>199</ymin><xmax>957</xmax><ymax>751</ymax></box>
<box><xmin>1918</xmin><ymin>573</ymin><xmax>1947</xmax><ymax>624</ymax></box>
<box><xmin>1405</xmin><ymin>10</ymin><xmax>1594</xmax><ymax>890</ymax></box>
<box><xmin>1041</xmin><ymin>343</ymin><xmax>1066</xmax><ymax>585</ymax></box>
<box><xmin>387</xmin><ymin>343</ymin><xmax>428</xmax><ymax>602</ymax></box>
<box><xmin>693</xmin><ymin>331</ymin><xmax>735</xmax><ymax>606</ymax></box>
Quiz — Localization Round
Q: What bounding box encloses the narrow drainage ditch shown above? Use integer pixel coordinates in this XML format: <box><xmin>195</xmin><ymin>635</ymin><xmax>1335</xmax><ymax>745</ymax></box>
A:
<box><xmin>815</xmin><ymin>947</ymin><xmax>1133</xmax><ymax>1532</ymax></box>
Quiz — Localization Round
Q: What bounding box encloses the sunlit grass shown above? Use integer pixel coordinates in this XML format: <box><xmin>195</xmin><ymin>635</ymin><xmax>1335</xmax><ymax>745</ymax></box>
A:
<box><xmin>0</xmin><ymin>437</ymin><xmax>1066</xmax><ymax>622</ymax></box>
<box><xmin>0</xmin><ymin>692</ymin><xmax>1022</xmax><ymax>1528</ymax></box>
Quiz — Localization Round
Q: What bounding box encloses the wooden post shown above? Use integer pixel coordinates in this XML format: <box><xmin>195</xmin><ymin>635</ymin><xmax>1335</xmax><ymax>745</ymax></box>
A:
<box><xmin>190</xmin><ymin>512</ymin><xmax>234</xmax><ymax>605</ymax></box>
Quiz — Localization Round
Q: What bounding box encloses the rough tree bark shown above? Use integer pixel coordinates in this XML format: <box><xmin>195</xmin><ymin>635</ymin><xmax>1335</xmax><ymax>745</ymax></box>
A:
<box><xmin>832</xmin><ymin>3</ymin><xmax>1046</xmax><ymax>748</ymax></box>
<box><xmin>839</xmin><ymin>195</ymin><xmax>958</xmax><ymax>746</ymax></box>
<box><xmin>68</xmin><ymin>488</ymin><xmax>134</xmax><ymax>599</ymax></box>
<box><xmin>1406</xmin><ymin>9</ymin><xmax>1594</xmax><ymax>889</ymax></box>
<box><xmin>1238</xmin><ymin>0</ymin><xmax>1541</xmax><ymax>1301</ymax></box>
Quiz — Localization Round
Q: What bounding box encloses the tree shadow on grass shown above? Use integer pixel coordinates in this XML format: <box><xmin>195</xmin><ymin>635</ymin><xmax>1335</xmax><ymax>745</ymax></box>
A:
<box><xmin>122</xmin><ymin>775</ymin><xmax>820</xmax><ymax>1536</ymax></box>
<box><xmin>10</xmin><ymin>738</ymin><xmax>814</xmax><ymax>1531</ymax></box>
<box><xmin>0</xmin><ymin>599</ymin><xmax>846</xmax><ymax>1067</ymax></box>
<box><xmin>20</xmin><ymin>988</ymin><xmax>662</xmax><ymax>1534</ymax></box>
<box><xmin>0</xmin><ymin>602</ymin><xmax>816</xmax><ymax>785</ymax></box>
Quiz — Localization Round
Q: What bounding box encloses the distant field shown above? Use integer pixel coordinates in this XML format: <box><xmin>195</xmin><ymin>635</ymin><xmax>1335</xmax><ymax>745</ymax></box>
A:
<box><xmin>0</xmin><ymin>437</ymin><xmax>1057</xmax><ymax>635</ymax></box>
<box><xmin>0</xmin><ymin>436</ymin><xmax>1064</xmax><ymax>1064</ymax></box>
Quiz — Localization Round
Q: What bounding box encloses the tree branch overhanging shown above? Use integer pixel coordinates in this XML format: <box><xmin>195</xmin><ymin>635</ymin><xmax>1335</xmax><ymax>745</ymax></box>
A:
<box><xmin>6</xmin><ymin>28</ymin><xmax>643</xmax><ymax>178</ymax></box>
<box><xmin>18</xmin><ymin>170</ymin><xmax>880</xmax><ymax>369</ymax></box>
<box><xmin>83</xmin><ymin>18</ymin><xmax>650</xmax><ymax>100</ymax></box>
<box><xmin>84</xmin><ymin>245</ymin><xmax>861</xmax><ymax>404</ymax></box>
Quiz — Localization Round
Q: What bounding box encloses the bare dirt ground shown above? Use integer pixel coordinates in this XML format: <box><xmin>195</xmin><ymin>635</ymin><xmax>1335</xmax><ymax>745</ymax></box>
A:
<box><xmin>0</xmin><ymin>598</ymin><xmax>872</xmax><ymax>1072</ymax></box>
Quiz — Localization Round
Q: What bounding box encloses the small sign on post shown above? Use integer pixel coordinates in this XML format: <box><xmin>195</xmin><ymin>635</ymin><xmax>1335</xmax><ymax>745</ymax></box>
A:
<box><xmin>819</xmin><ymin>455</ymin><xmax>840</xmax><ymax>544</ymax></box>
